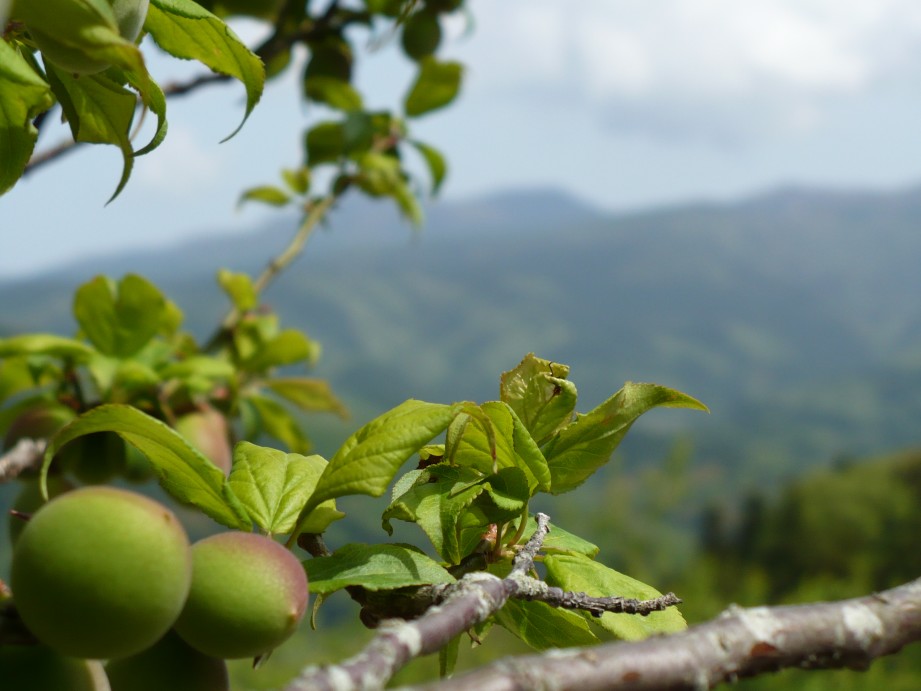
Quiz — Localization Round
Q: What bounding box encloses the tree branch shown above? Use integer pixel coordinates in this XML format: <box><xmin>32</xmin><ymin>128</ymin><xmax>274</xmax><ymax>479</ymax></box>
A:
<box><xmin>406</xmin><ymin>577</ymin><xmax>921</xmax><ymax>691</ymax></box>
<box><xmin>283</xmin><ymin>514</ymin><xmax>682</xmax><ymax>691</ymax></box>
<box><xmin>0</xmin><ymin>438</ymin><xmax>46</xmax><ymax>483</ymax></box>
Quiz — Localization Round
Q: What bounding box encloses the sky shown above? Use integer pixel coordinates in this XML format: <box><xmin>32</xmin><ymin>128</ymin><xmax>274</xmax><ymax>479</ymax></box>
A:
<box><xmin>6</xmin><ymin>0</ymin><xmax>921</xmax><ymax>277</ymax></box>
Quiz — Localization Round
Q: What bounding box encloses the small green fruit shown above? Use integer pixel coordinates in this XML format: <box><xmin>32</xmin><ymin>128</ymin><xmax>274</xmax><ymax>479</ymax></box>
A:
<box><xmin>401</xmin><ymin>10</ymin><xmax>441</xmax><ymax>61</ymax></box>
<box><xmin>174</xmin><ymin>532</ymin><xmax>308</xmax><ymax>659</ymax></box>
<box><xmin>0</xmin><ymin>644</ymin><xmax>109</xmax><ymax>691</ymax></box>
<box><xmin>11</xmin><ymin>486</ymin><xmax>192</xmax><ymax>659</ymax></box>
<box><xmin>14</xmin><ymin>0</ymin><xmax>149</xmax><ymax>75</ymax></box>
<box><xmin>106</xmin><ymin>630</ymin><xmax>229</xmax><ymax>691</ymax></box>
<box><xmin>174</xmin><ymin>408</ymin><xmax>233</xmax><ymax>476</ymax></box>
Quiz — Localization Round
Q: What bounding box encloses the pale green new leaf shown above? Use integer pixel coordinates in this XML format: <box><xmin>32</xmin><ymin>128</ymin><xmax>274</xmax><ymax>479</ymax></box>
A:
<box><xmin>0</xmin><ymin>40</ymin><xmax>54</xmax><ymax>196</ymax></box>
<box><xmin>245</xmin><ymin>394</ymin><xmax>312</xmax><ymax>454</ymax></box>
<box><xmin>304</xmin><ymin>543</ymin><xmax>454</xmax><ymax>595</ymax></box>
<box><xmin>542</xmin><ymin>383</ymin><xmax>708</xmax><ymax>494</ymax></box>
<box><xmin>216</xmin><ymin>269</ymin><xmax>257</xmax><ymax>312</ymax></box>
<box><xmin>238</xmin><ymin>185</ymin><xmax>291</xmax><ymax>208</ymax></box>
<box><xmin>496</xmin><ymin>599</ymin><xmax>600</xmax><ymax>650</ymax></box>
<box><xmin>265</xmin><ymin>378</ymin><xmax>348</xmax><ymax>418</ymax></box>
<box><xmin>404</xmin><ymin>57</ymin><xmax>462</xmax><ymax>117</ymax></box>
<box><xmin>145</xmin><ymin>0</ymin><xmax>264</xmax><ymax>140</ymax></box>
<box><xmin>409</xmin><ymin>139</ymin><xmax>446</xmax><ymax>194</ymax></box>
<box><xmin>73</xmin><ymin>274</ymin><xmax>167</xmax><ymax>358</ymax></box>
<box><xmin>228</xmin><ymin>441</ymin><xmax>342</xmax><ymax>535</ymax></box>
<box><xmin>500</xmin><ymin>353</ymin><xmax>577</xmax><ymax>444</ymax></box>
<box><xmin>0</xmin><ymin>334</ymin><xmax>94</xmax><ymax>360</ymax></box>
<box><xmin>291</xmin><ymin>400</ymin><xmax>461</xmax><ymax>537</ymax></box>
<box><xmin>544</xmin><ymin>553</ymin><xmax>687</xmax><ymax>640</ymax></box>
<box><xmin>240</xmin><ymin>329</ymin><xmax>317</xmax><ymax>372</ymax></box>
<box><xmin>41</xmin><ymin>404</ymin><xmax>249</xmax><ymax>529</ymax></box>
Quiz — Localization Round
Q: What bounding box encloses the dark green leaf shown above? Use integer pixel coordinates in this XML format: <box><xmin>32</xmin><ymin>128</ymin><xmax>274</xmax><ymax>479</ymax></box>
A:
<box><xmin>304</xmin><ymin>543</ymin><xmax>454</xmax><ymax>595</ymax></box>
<box><xmin>544</xmin><ymin>553</ymin><xmax>687</xmax><ymax>640</ymax></box>
<box><xmin>500</xmin><ymin>353</ymin><xmax>577</xmax><ymax>444</ymax></box>
<box><xmin>41</xmin><ymin>404</ymin><xmax>249</xmax><ymax>529</ymax></box>
<box><xmin>72</xmin><ymin>274</ymin><xmax>168</xmax><ymax>358</ymax></box>
<box><xmin>227</xmin><ymin>441</ymin><xmax>342</xmax><ymax>534</ymax></box>
<box><xmin>543</xmin><ymin>383</ymin><xmax>708</xmax><ymax>494</ymax></box>
<box><xmin>404</xmin><ymin>57</ymin><xmax>462</xmax><ymax>117</ymax></box>
<box><xmin>0</xmin><ymin>40</ymin><xmax>54</xmax><ymax>196</ymax></box>
<box><xmin>146</xmin><ymin>0</ymin><xmax>265</xmax><ymax>140</ymax></box>
<box><xmin>305</xmin><ymin>121</ymin><xmax>344</xmax><ymax>165</ymax></box>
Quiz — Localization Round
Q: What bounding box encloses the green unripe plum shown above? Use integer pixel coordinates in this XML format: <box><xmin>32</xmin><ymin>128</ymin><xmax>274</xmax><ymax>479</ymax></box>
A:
<box><xmin>7</xmin><ymin>475</ymin><xmax>74</xmax><ymax>544</ymax></box>
<box><xmin>106</xmin><ymin>630</ymin><xmax>229</xmax><ymax>691</ymax></box>
<box><xmin>0</xmin><ymin>644</ymin><xmax>110</xmax><ymax>691</ymax></box>
<box><xmin>3</xmin><ymin>402</ymin><xmax>76</xmax><ymax>451</ymax></box>
<box><xmin>174</xmin><ymin>407</ymin><xmax>233</xmax><ymax>476</ymax></box>
<box><xmin>401</xmin><ymin>11</ymin><xmax>441</xmax><ymax>61</ymax></box>
<box><xmin>14</xmin><ymin>0</ymin><xmax>149</xmax><ymax>75</ymax></box>
<box><xmin>11</xmin><ymin>486</ymin><xmax>192</xmax><ymax>659</ymax></box>
<box><xmin>174</xmin><ymin>532</ymin><xmax>308</xmax><ymax>659</ymax></box>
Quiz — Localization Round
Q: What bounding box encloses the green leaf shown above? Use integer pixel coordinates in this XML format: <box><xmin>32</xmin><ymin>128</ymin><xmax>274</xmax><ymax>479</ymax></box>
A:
<box><xmin>382</xmin><ymin>464</ymin><xmax>486</xmax><ymax>564</ymax></box>
<box><xmin>281</xmin><ymin>167</ymin><xmax>310</xmax><ymax>195</ymax></box>
<box><xmin>483</xmin><ymin>466</ymin><xmax>529</xmax><ymax>516</ymax></box>
<box><xmin>439</xmin><ymin>636</ymin><xmax>460</xmax><ymax>679</ymax></box>
<box><xmin>518</xmin><ymin>516</ymin><xmax>599</xmax><ymax>557</ymax></box>
<box><xmin>73</xmin><ymin>274</ymin><xmax>168</xmax><ymax>358</ymax></box>
<box><xmin>216</xmin><ymin>269</ymin><xmax>257</xmax><ymax>312</ymax></box>
<box><xmin>227</xmin><ymin>441</ymin><xmax>342</xmax><ymax>535</ymax></box>
<box><xmin>0</xmin><ymin>40</ymin><xmax>54</xmax><ymax>196</ymax></box>
<box><xmin>42</xmin><ymin>404</ymin><xmax>249</xmax><ymax>529</ymax></box>
<box><xmin>240</xmin><ymin>329</ymin><xmax>318</xmax><ymax>372</ymax></box>
<box><xmin>238</xmin><ymin>185</ymin><xmax>291</xmax><ymax>208</ymax></box>
<box><xmin>304</xmin><ymin>121</ymin><xmax>344</xmax><ymax>166</ymax></box>
<box><xmin>0</xmin><ymin>335</ymin><xmax>95</xmax><ymax>360</ymax></box>
<box><xmin>158</xmin><ymin>355</ymin><xmax>235</xmax><ymax>382</ymax></box>
<box><xmin>409</xmin><ymin>139</ymin><xmax>446</xmax><ymax>194</ymax></box>
<box><xmin>542</xmin><ymin>383</ymin><xmax>708</xmax><ymax>494</ymax></box>
<box><xmin>304</xmin><ymin>543</ymin><xmax>454</xmax><ymax>595</ymax></box>
<box><xmin>500</xmin><ymin>353</ymin><xmax>577</xmax><ymax>445</ymax></box>
<box><xmin>45</xmin><ymin>66</ymin><xmax>137</xmax><ymax>203</ymax></box>
<box><xmin>544</xmin><ymin>553</ymin><xmax>687</xmax><ymax>640</ymax></box>
<box><xmin>495</xmin><ymin>599</ymin><xmax>600</xmax><ymax>650</ymax></box>
<box><xmin>291</xmin><ymin>400</ymin><xmax>461</xmax><ymax>538</ymax></box>
<box><xmin>145</xmin><ymin>0</ymin><xmax>265</xmax><ymax>140</ymax></box>
<box><xmin>453</xmin><ymin>401</ymin><xmax>550</xmax><ymax>494</ymax></box>
<box><xmin>404</xmin><ymin>57</ymin><xmax>462</xmax><ymax>117</ymax></box>
<box><xmin>265</xmin><ymin>378</ymin><xmax>348</xmax><ymax>418</ymax></box>
<box><xmin>245</xmin><ymin>394</ymin><xmax>312</xmax><ymax>454</ymax></box>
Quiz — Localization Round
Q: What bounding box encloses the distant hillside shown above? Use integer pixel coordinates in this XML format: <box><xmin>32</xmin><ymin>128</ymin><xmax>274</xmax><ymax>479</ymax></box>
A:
<box><xmin>4</xmin><ymin>184</ymin><xmax>921</xmax><ymax>494</ymax></box>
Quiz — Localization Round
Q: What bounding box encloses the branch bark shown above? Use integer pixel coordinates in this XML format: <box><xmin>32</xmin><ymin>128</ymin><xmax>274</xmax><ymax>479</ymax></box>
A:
<box><xmin>0</xmin><ymin>438</ymin><xmax>45</xmax><ymax>483</ymax></box>
<box><xmin>406</xmin><ymin>577</ymin><xmax>921</xmax><ymax>691</ymax></box>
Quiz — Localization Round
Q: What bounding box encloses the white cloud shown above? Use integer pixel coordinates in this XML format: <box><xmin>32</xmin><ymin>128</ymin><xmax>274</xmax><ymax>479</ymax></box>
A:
<box><xmin>464</xmin><ymin>0</ymin><xmax>921</xmax><ymax>142</ymax></box>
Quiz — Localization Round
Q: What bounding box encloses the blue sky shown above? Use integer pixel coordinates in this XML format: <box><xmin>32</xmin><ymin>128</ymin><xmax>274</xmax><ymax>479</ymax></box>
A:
<box><xmin>6</xmin><ymin>0</ymin><xmax>921</xmax><ymax>277</ymax></box>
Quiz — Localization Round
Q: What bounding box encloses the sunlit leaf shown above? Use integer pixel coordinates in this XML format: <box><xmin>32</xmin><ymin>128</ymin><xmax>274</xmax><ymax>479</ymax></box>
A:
<box><xmin>216</xmin><ymin>269</ymin><xmax>257</xmax><ymax>312</ymax></box>
<box><xmin>265</xmin><ymin>378</ymin><xmax>347</xmax><ymax>418</ymax></box>
<box><xmin>500</xmin><ymin>353</ymin><xmax>577</xmax><ymax>445</ymax></box>
<box><xmin>543</xmin><ymin>383</ymin><xmax>708</xmax><ymax>494</ymax></box>
<box><xmin>246</xmin><ymin>394</ymin><xmax>312</xmax><ymax>454</ymax></box>
<box><xmin>0</xmin><ymin>40</ymin><xmax>54</xmax><ymax>196</ymax></box>
<box><xmin>404</xmin><ymin>57</ymin><xmax>462</xmax><ymax>117</ymax></box>
<box><xmin>495</xmin><ymin>599</ymin><xmax>600</xmax><ymax>650</ymax></box>
<box><xmin>304</xmin><ymin>542</ymin><xmax>454</xmax><ymax>595</ymax></box>
<box><xmin>146</xmin><ymin>0</ymin><xmax>265</xmax><ymax>140</ymax></box>
<box><xmin>544</xmin><ymin>553</ymin><xmax>687</xmax><ymax>640</ymax></box>
<box><xmin>41</xmin><ymin>404</ymin><xmax>249</xmax><ymax>529</ymax></box>
<box><xmin>228</xmin><ymin>441</ymin><xmax>342</xmax><ymax>534</ymax></box>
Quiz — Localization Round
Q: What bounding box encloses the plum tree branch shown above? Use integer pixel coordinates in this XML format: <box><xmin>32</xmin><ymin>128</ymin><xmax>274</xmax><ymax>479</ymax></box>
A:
<box><xmin>284</xmin><ymin>515</ymin><xmax>682</xmax><ymax>691</ymax></box>
<box><xmin>404</xmin><ymin>576</ymin><xmax>921</xmax><ymax>691</ymax></box>
<box><xmin>0</xmin><ymin>438</ymin><xmax>45</xmax><ymax>483</ymax></box>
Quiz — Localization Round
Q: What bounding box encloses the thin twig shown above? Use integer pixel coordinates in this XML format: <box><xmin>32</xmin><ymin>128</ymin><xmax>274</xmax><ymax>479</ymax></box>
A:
<box><xmin>0</xmin><ymin>438</ymin><xmax>46</xmax><ymax>483</ymax></box>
